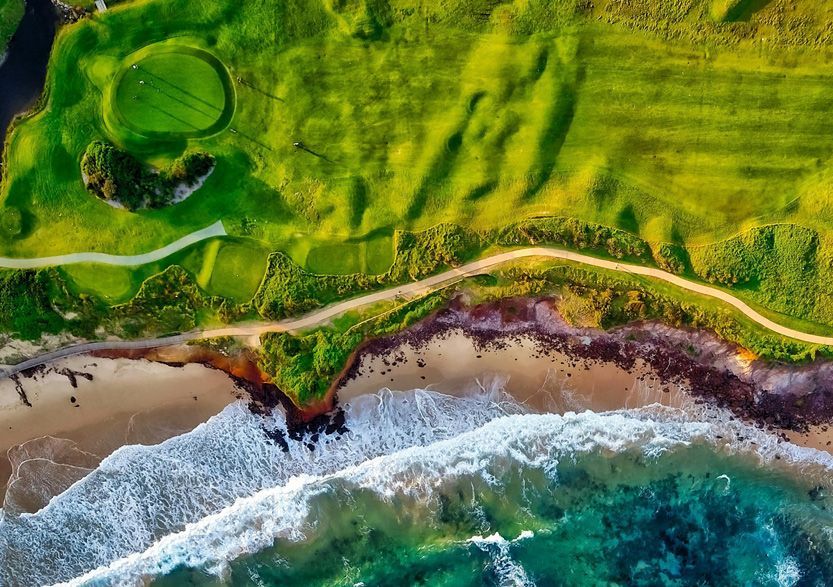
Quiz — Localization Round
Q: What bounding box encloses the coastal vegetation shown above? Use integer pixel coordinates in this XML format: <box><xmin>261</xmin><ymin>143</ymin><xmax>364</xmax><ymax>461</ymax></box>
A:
<box><xmin>0</xmin><ymin>220</ymin><xmax>830</xmax><ymax>406</ymax></box>
<box><xmin>81</xmin><ymin>140</ymin><xmax>214</xmax><ymax>210</ymax></box>
<box><xmin>255</xmin><ymin>252</ymin><xmax>829</xmax><ymax>407</ymax></box>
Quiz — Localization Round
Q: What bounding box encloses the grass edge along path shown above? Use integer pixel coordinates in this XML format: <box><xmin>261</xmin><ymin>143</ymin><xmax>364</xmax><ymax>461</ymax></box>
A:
<box><xmin>3</xmin><ymin>245</ymin><xmax>833</xmax><ymax>379</ymax></box>
<box><xmin>0</xmin><ymin>221</ymin><xmax>226</xmax><ymax>268</ymax></box>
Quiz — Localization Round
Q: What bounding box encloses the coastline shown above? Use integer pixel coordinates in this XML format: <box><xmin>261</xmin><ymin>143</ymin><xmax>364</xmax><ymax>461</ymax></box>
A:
<box><xmin>336</xmin><ymin>297</ymin><xmax>833</xmax><ymax>450</ymax></box>
<box><xmin>338</xmin><ymin>329</ymin><xmax>692</xmax><ymax>413</ymax></box>
<box><xmin>5</xmin><ymin>295</ymin><xmax>833</xmax><ymax>508</ymax></box>
<box><xmin>0</xmin><ymin>356</ymin><xmax>241</xmax><ymax>503</ymax></box>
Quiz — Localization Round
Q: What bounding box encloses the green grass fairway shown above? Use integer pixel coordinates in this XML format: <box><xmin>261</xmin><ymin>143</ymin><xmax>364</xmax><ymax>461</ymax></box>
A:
<box><xmin>6</xmin><ymin>0</ymin><xmax>833</xmax><ymax>334</ymax></box>
<box><xmin>305</xmin><ymin>234</ymin><xmax>393</xmax><ymax>275</ymax></box>
<box><xmin>107</xmin><ymin>44</ymin><xmax>234</xmax><ymax>139</ymax></box>
<box><xmin>60</xmin><ymin>239</ymin><xmax>215</xmax><ymax>303</ymax></box>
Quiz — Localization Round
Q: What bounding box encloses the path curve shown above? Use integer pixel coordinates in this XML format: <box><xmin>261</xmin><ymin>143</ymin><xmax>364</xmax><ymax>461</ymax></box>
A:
<box><xmin>0</xmin><ymin>221</ymin><xmax>226</xmax><ymax>269</ymax></box>
<box><xmin>3</xmin><ymin>246</ymin><xmax>832</xmax><ymax>379</ymax></box>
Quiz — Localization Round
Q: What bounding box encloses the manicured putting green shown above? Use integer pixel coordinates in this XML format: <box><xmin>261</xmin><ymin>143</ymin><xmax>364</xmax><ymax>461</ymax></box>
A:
<box><xmin>109</xmin><ymin>45</ymin><xmax>234</xmax><ymax>139</ymax></box>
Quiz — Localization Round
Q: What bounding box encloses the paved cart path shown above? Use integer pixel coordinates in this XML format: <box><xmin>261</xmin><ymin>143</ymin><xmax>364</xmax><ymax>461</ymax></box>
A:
<box><xmin>0</xmin><ymin>221</ymin><xmax>227</xmax><ymax>268</ymax></box>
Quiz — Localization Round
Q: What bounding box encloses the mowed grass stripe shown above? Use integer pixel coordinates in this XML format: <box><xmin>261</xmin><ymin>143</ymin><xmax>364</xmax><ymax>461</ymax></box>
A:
<box><xmin>108</xmin><ymin>43</ymin><xmax>234</xmax><ymax>139</ymax></box>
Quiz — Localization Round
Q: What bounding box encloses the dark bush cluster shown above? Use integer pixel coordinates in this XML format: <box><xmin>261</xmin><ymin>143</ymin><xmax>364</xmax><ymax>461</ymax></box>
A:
<box><xmin>81</xmin><ymin>141</ymin><xmax>215</xmax><ymax>211</ymax></box>
<box><xmin>496</xmin><ymin>217</ymin><xmax>650</xmax><ymax>260</ymax></box>
<box><xmin>165</xmin><ymin>151</ymin><xmax>215</xmax><ymax>186</ymax></box>
<box><xmin>253</xmin><ymin>224</ymin><xmax>481</xmax><ymax>321</ymax></box>
<box><xmin>652</xmin><ymin>242</ymin><xmax>688</xmax><ymax>274</ymax></box>
<box><xmin>81</xmin><ymin>141</ymin><xmax>154</xmax><ymax>211</ymax></box>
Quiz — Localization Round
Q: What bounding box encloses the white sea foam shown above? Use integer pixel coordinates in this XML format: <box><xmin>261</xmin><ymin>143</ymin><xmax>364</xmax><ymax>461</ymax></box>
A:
<box><xmin>0</xmin><ymin>383</ymin><xmax>520</xmax><ymax>586</ymax></box>
<box><xmin>2</xmin><ymin>377</ymin><xmax>831</xmax><ymax>586</ymax></box>
<box><xmin>468</xmin><ymin>532</ymin><xmax>535</xmax><ymax>586</ymax></box>
<box><xmin>775</xmin><ymin>557</ymin><xmax>802</xmax><ymax>587</ymax></box>
<box><xmin>57</xmin><ymin>405</ymin><xmax>833</xmax><ymax>587</ymax></box>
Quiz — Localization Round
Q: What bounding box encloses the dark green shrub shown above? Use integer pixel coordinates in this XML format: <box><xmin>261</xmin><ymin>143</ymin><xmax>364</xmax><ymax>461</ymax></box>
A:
<box><xmin>0</xmin><ymin>271</ymin><xmax>67</xmax><ymax>339</ymax></box>
<box><xmin>653</xmin><ymin>242</ymin><xmax>688</xmax><ymax>274</ymax></box>
<box><xmin>164</xmin><ymin>151</ymin><xmax>215</xmax><ymax>186</ymax></box>
<box><xmin>81</xmin><ymin>140</ymin><xmax>158</xmax><ymax>211</ymax></box>
<box><xmin>81</xmin><ymin>141</ymin><xmax>214</xmax><ymax>210</ymax></box>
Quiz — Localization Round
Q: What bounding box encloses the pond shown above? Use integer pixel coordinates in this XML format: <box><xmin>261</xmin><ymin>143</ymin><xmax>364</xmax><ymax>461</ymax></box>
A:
<box><xmin>0</xmin><ymin>0</ymin><xmax>59</xmax><ymax>152</ymax></box>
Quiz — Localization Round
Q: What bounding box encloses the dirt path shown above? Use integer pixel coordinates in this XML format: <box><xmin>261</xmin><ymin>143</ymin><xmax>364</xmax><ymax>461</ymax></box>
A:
<box><xmin>2</xmin><ymin>246</ymin><xmax>831</xmax><ymax>379</ymax></box>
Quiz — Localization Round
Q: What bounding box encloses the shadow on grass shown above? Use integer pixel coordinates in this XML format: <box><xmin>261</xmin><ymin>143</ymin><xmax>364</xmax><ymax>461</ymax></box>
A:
<box><xmin>135</xmin><ymin>94</ymin><xmax>202</xmax><ymax>132</ymax></box>
<box><xmin>403</xmin><ymin>92</ymin><xmax>486</xmax><ymax>222</ymax></box>
<box><xmin>237</xmin><ymin>76</ymin><xmax>286</xmax><ymax>103</ymax></box>
<box><xmin>137</xmin><ymin>67</ymin><xmax>224</xmax><ymax>113</ymax></box>
<box><xmin>521</xmin><ymin>62</ymin><xmax>586</xmax><ymax>201</ymax></box>
<box><xmin>135</xmin><ymin>79</ymin><xmax>220</xmax><ymax>122</ymax></box>
<box><xmin>233</xmin><ymin>128</ymin><xmax>274</xmax><ymax>152</ymax></box>
<box><xmin>293</xmin><ymin>142</ymin><xmax>336</xmax><ymax>164</ymax></box>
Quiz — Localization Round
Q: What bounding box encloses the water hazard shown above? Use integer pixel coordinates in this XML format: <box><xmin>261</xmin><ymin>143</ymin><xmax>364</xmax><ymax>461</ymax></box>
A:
<box><xmin>0</xmin><ymin>0</ymin><xmax>59</xmax><ymax>151</ymax></box>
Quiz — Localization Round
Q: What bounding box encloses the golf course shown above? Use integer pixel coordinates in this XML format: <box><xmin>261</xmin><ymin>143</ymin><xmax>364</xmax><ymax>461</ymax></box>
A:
<box><xmin>10</xmin><ymin>5</ymin><xmax>833</xmax><ymax>585</ymax></box>
<box><xmin>4</xmin><ymin>0</ymin><xmax>833</xmax><ymax>392</ymax></box>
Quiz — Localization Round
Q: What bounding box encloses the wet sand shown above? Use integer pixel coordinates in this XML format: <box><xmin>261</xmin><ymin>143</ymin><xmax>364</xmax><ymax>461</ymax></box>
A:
<box><xmin>338</xmin><ymin>329</ymin><xmax>833</xmax><ymax>454</ymax></box>
<box><xmin>339</xmin><ymin>330</ymin><xmax>692</xmax><ymax>414</ymax></box>
<box><xmin>786</xmin><ymin>425</ymin><xmax>833</xmax><ymax>453</ymax></box>
<box><xmin>0</xmin><ymin>356</ymin><xmax>240</xmax><ymax>500</ymax></box>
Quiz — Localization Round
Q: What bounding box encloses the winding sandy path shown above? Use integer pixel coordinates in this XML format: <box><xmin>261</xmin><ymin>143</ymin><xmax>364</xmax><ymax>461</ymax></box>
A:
<box><xmin>2</xmin><ymin>246</ymin><xmax>831</xmax><ymax>379</ymax></box>
<box><xmin>0</xmin><ymin>222</ymin><xmax>226</xmax><ymax>269</ymax></box>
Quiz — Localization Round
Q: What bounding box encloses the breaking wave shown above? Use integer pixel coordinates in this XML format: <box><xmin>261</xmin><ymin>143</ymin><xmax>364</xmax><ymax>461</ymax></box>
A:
<box><xmin>0</xmin><ymin>382</ymin><xmax>520</xmax><ymax>585</ymax></box>
<box><xmin>65</xmin><ymin>405</ymin><xmax>833</xmax><ymax>586</ymax></box>
<box><xmin>1</xmin><ymin>378</ymin><xmax>833</xmax><ymax>586</ymax></box>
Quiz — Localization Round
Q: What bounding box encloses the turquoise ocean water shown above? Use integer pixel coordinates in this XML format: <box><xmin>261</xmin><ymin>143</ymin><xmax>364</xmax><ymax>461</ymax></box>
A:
<box><xmin>1</xmin><ymin>384</ymin><xmax>832</xmax><ymax>586</ymax></box>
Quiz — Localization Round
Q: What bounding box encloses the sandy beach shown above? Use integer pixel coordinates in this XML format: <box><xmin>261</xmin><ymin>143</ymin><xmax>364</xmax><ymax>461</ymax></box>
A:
<box><xmin>3</xmin><ymin>310</ymin><xmax>833</xmax><ymax>512</ymax></box>
<box><xmin>338</xmin><ymin>327</ymin><xmax>833</xmax><ymax>454</ymax></box>
<box><xmin>338</xmin><ymin>329</ymin><xmax>693</xmax><ymax>413</ymax></box>
<box><xmin>0</xmin><ymin>356</ymin><xmax>240</xmax><ymax>506</ymax></box>
<box><xmin>0</xmin><ymin>333</ymin><xmax>698</xmax><ymax>511</ymax></box>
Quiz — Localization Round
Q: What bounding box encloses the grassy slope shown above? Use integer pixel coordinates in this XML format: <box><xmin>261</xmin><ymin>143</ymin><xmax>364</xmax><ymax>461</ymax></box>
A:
<box><xmin>0</xmin><ymin>0</ymin><xmax>23</xmax><ymax>54</ymax></box>
<box><xmin>4</xmin><ymin>0</ymin><xmax>833</xmax><ymax>329</ymax></box>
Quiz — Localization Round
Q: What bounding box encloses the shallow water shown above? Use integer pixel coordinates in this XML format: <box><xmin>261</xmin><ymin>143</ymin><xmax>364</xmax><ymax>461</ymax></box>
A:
<box><xmin>186</xmin><ymin>443</ymin><xmax>833</xmax><ymax>587</ymax></box>
<box><xmin>1</xmin><ymin>380</ymin><xmax>832</xmax><ymax>586</ymax></box>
